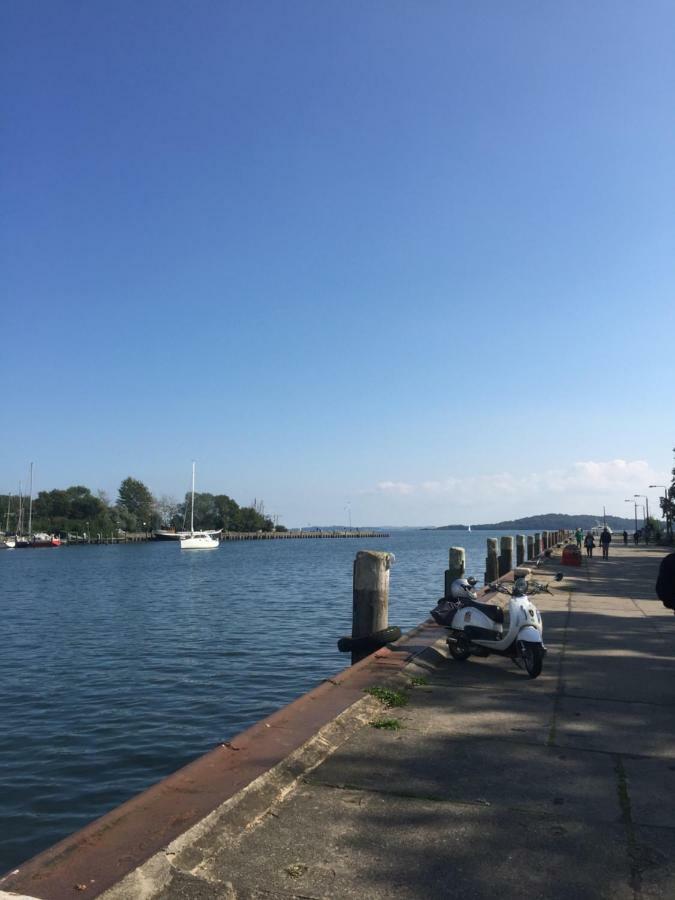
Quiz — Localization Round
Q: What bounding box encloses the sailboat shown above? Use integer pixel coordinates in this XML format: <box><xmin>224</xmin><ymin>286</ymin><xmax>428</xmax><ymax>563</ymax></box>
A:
<box><xmin>15</xmin><ymin>467</ymin><xmax>33</xmax><ymax>548</ymax></box>
<box><xmin>14</xmin><ymin>463</ymin><xmax>61</xmax><ymax>548</ymax></box>
<box><xmin>180</xmin><ymin>463</ymin><xmax>221</xmax><ymax>550</ymax></box>
<box><xmin>1</xmin><ymin>494</ymin><xmax>15</xmax><ymax>548</ymax></box>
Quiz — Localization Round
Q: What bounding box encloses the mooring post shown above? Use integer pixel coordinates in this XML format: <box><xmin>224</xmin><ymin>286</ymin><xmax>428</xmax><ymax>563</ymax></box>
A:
<box><xmin>352</xmin><ymin>550</ymin><xmax>391</xmax><ymax>665</ymax></box>
<box><xmin>534</xmin><ymin>532</ymin><xmax>542</xmax><ymax>556</ymax></box>
<box><xmin>516</xmin><ymin>534</ymin><xmax>525</xmax><ymax>567</ymax></box>
<box><xmin>485</xmin><ymin>538</ymin><xmax>499</xmax><ymax>584</ymax></box>
<box><xmin>499</xmin><ymin>535</ymin><xmax>514</xmax><ymax>576</ymax></box>
<box><xmin>527</xmin><ymin>535</ymin><xmax>535</xmax><ymax>560</ymax></box>
<box><xmin>445</xmin><ymin>546</ymin><xmax>466</xmax><ymax>598</ymax></box>
<box><xmin>543</xmin><ymin>531</ymin><xmax>549</xmax><ymax>551</ymax></box>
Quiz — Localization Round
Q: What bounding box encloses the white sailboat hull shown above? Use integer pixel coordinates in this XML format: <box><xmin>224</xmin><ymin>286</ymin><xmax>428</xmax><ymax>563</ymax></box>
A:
<box><xmin>180</xmin><ymin>532</ymin><xmax>220</xmax><ymax>550</ymax></box>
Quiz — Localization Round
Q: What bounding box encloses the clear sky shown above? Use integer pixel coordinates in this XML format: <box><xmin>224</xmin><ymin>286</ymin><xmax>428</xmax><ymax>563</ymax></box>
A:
<box><xmin>2</xmin><ymin>1</ymin><xmax>673</xmax><ymax>526</ymax></box>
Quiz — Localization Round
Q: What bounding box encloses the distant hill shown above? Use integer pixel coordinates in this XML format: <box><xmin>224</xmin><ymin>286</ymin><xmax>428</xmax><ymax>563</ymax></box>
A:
<box><xmin>436</xmin><ymin>513</ymin><xmax>637</xmax><ymax>531</ymax></box>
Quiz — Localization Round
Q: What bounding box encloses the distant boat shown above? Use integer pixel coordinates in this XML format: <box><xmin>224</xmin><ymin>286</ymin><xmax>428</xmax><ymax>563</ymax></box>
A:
<box><xmin>467</xmin><ymin>525</ymin><xmax>472</xmax><ymax>532</ymax></box>
<box><xmin>155</xmin><ymin>529</ymin><xmax>221</xmax><ymax>541</ymax></box>
<box><xmin>15</xmin><ymin>534</ymin><xmax>61</xmax><ymax>548</ymax></box>
<box><xmin>33</xmin><ymin>533</ymin><xmax>61</xmax><ymax>547</ymax></box>
<box><xmin>13</xmin><ymin>464</ymin><xmax>61</xmax><ymax>548</ymax></box>
<box><xmin>180</xmin><ymin>463</ymin><xmax>220</xmax><ymax>550</ymax></box>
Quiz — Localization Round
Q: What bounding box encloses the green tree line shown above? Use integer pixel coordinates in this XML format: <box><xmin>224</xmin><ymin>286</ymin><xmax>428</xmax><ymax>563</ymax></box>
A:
<box><xmin>0</xmin><ymin>477</ymin><xmax>284</xmax><ymax>537</ymax></box>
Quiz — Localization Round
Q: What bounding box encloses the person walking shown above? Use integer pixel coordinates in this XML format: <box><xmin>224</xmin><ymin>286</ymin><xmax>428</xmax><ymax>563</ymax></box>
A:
<box><xmin>623</xmin><ymin>530</ymin><xmax>628</xmax><ymax>545</ymax></box>
<box><xmin>575</xmin><ymin>527</ymin><xmax>584</xmax><ymax>549</ymax></box>
<box><xmin>584</xmin><ymin>531</ymin><xmax>595</xmax><ymax>558</ymax></box>
<box><xmin>600</xmin><ymin>528</ymin><xmax>612</xmax><ymax>559</ymax></box>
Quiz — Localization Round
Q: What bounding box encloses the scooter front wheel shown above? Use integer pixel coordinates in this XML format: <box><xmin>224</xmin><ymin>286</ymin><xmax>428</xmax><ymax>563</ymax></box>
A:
<box><xmin>448</xmin><ymin>637</ymin><xmax>472</xmax><ymax>661</ymax></box>
<box><xmin>519</xmin><ymin>641</ymin><xmax>544</xmax><ymax>678</ymax></box>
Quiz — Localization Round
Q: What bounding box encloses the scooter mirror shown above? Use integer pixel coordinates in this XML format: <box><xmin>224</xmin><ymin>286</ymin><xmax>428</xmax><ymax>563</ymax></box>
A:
<box><xmin>467</xmin><ymin>577</ymin><xmax>477</xmax><ymax>586</ymax></box>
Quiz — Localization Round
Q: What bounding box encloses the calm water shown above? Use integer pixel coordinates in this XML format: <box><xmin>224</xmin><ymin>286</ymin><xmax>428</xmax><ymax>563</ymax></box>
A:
<box><xmin>0</xmin><ymin>529</ymin><xmax>526</xmax><ymax>871</ymax></box>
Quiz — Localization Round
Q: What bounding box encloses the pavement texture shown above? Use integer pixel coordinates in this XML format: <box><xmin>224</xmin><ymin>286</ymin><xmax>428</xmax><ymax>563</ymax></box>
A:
<box><xmin>6</xmin><ymin>543</ymin><xmax>675</xmax><ymax>900</ymax></box>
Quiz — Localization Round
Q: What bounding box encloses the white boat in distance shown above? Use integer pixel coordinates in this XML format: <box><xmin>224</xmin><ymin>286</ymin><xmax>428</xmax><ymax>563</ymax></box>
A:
<box><xmin>155</xmin><ymin>530</ymin><xmax>221</xmax><ymax>541</ymax></box>
<box><xmin>180</xmin><ymin>463</ymin><xmax>220</xmax><ymax>550</ymax></box>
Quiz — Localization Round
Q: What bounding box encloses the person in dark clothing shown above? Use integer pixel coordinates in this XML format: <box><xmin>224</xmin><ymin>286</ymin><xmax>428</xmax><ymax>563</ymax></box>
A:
<box><xmin>634</xmin><ymin>531</ymin><xmax>640</xmax><ymax>544</ymax></box>
<box><xmin>600</xmin><ymin>528</ymin><xmax>612</xmax><ymax>559</ymax></box>
<box><xmin>623</xmin><ymin>530</ymin><xmax>628</xmax><ymax>545</ymax></box>
<box><xmin>656</xmin><ymin>553</ymin><xmax>675</xmax><ymax>611</ymax></box>
<box><xmin>584</xmin><ymin>532</ymin><xmax>595</xmax><ymax>558</ymax></box>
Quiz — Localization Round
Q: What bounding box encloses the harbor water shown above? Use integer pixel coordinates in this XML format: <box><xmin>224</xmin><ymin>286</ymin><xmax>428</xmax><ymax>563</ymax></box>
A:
<box><xmin>0</xmin><ymin>529</ymin><xmax>531</xmax><ymax>871</ymax></box>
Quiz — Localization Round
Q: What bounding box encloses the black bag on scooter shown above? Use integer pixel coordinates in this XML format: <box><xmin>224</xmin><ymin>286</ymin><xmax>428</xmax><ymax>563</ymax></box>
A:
<box><xmin>430</xmin><ymin>599</ymin><xmax>460</xmax><ymax>627</ymax></box>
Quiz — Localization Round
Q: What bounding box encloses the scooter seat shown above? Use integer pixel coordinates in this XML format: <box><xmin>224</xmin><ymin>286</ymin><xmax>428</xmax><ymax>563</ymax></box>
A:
<box><xmin>461</xmin><ymin>599</ymin><xmax>504</xmax><ymax>624</ymax></box>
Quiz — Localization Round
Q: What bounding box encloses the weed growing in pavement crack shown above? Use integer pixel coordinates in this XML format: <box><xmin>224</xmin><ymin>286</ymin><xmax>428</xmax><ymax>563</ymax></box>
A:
<box><xmin>364</xmin><ymin>686</ymin><xmax>408</xmax><ymax>708</ymax></box>
<box><xmin>371</xmin><ymin>718</ymin><xmax>403</xmax><ymax>731</ymax></box>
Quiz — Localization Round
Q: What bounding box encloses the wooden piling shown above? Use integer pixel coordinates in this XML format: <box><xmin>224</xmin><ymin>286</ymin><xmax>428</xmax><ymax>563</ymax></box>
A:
<box><xmin>499</xmin><ymin>535</ymin><xmax>514</xmax><ymax>576</ymax></box>
<box><xmin>534</xmin><ymin>532</ymin><xmax>542</xmax><ymax>556</ymax></box>
<box><xmin>485</xmin><ymin>538</ymin><xmax>499</xmax><ymax>584</ymax></box>
<box><xmin>352</xmin><ymin>550</ymin><xmax>391</xmax><ymax>665</ymax></box>
<box><xmin>445</xmin><ymin>547</ymin><xmax>466</xmax><ymax>598</ymax></box>
<box><xmin>516</xmin><ymin>534</ymin><xmax>525</xmax><ymax>567</ymax></box>
<box><xmin>527</xmin><ymin>535</ymin><xmax>535</xmax><ymax>561</ymax></box>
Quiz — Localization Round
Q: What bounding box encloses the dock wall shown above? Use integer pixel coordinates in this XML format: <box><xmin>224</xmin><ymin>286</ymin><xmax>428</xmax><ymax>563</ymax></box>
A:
<box><xmin>1</xmin><ymin>531</ymin><xmax>572</xmax><ymax>898</ymax></box>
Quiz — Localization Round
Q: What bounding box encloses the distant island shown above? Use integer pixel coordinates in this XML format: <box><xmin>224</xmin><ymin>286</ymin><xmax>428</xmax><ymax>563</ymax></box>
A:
<box><xmin>433</xmin><ymin>513</ymin><xmax>637</xmax><ymax>531</ymax></box>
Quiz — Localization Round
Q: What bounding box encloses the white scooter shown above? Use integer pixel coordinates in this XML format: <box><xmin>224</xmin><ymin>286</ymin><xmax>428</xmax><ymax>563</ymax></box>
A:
<box><xmin>431</xmin><ymin>571</ymin><xmax>562</xmax><ymax>678</ymax></box>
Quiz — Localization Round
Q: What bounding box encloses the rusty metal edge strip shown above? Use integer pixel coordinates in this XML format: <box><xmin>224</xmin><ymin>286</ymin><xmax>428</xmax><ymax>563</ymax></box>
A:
<box><xmin>0</xmin><ymin>622</ymin><xmax>444</xmax><ymax>900</ymax></box>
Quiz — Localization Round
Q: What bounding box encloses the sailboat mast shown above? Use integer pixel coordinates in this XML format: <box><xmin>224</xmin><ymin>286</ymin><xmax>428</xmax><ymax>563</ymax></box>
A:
<box><xmin>28</xmin><ymin>462</ymin><xmax>34</xmax><ymax>537</ymax></box>
<box><xmin>191</xmin><ymin>462</ymin><xmax>195</xmax><ymax>533</ymax></box>
<box><xmin>18</xmin><ymin>481</ymin><xmax>23</xmax><ymax>535</ymax></box>
<box><xmin>5</xmin><ymin>493</ymin><xmax>11</xmax><ymax>533</ymax></box>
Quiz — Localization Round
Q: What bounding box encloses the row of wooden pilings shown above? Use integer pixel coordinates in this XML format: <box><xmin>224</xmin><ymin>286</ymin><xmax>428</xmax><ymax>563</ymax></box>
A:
<box><xmin>476</xmin><ymin>528</ymin><xmax>571</xmax><ymax>588</ymax></box>
<box><xmin>343</xmin><ymin>530</ymin><xmax>572</xmax><ymax>664</ymax></box>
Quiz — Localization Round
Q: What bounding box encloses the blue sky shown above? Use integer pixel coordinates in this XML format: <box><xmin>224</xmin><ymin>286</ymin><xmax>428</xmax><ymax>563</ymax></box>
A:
<box><xmin>2</xmin><ymin>1</ymin><xmax>673</xmax><ymax>526</ymax></box>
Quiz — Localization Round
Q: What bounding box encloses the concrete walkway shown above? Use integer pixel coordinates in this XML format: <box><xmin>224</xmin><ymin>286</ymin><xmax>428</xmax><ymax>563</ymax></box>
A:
<box><xmin>4</xmin><ymin>544</ymin><xmax>673</xmax><ymax>900</ymax></box>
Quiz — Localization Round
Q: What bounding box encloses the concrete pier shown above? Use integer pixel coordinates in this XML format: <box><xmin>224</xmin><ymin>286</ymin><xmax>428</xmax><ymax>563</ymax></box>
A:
<box><xmin>3</xmin><ymin>545</ymin><xmax>674</xmax><ymax>899</ymax></box>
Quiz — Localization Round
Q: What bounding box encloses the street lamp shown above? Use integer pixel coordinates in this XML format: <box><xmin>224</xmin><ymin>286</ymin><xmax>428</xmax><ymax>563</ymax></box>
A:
<box><xmin>650</xmin><ymin>484</ymin><xmax>672</xmax><ymax>540</ymax></box>
<box><xmin>634</xmin><ymin>494</ymin><xmax>649</xmax><ymax>542</ymax></box>
<box><xmin>624</xmin><ymin>499</ymin><xmax>638</xmax><ymax>534</ymax></box>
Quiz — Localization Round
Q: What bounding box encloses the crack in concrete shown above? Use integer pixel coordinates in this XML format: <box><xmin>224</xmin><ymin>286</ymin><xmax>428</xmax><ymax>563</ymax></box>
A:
<box><xmin>614</xmin><ymin>754</ymin><xmax>642</xmax><ymax>898</ymax></box>
<box><xmin>547</xmin><ymin>589</ymin><xmax>573</xmax><ymax>746</ymax></box>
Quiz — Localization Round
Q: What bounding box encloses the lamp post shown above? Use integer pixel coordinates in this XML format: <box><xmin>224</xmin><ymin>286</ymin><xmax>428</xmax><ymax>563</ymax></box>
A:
<box><xmin>634</xmin><ymin>494</ymin><xmax>649</xmax><ymax>542</ymax></box>
<box><xmin>650</xmin><ymin>484</ymin><xmax>672</xmax><ymax>540</ymax></box>
<box><xmin>625</xmin><ymin>499</ymin><xmax>638</xmax><ymax>534</ymax></box>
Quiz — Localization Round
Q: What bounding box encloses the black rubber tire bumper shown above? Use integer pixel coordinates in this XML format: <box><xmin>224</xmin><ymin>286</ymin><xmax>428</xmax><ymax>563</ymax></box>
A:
<box><xmin>337</xmin><ymin>625</ymin><xmax>402</xmax><ymax>654</ymax></box>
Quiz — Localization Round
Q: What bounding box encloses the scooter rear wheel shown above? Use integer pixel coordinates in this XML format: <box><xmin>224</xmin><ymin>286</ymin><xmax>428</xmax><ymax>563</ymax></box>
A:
<box><xmin>520</xmin><ymin>641</ymin><xmax>544</xmax><ymax>678</ymax></box>
<box><xmin>448</xmin><ymin>637</ymin><xmax>472</xmax><ymax>661</ymax></box>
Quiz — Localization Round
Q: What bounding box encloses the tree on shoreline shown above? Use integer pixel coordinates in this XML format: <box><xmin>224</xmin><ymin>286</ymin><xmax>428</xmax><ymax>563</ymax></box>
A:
<box><xmin>659</xmin><ymin>446</ymin><xmax>675</xmax><ymax>541</ymax></box>
<box><xmin>117</xmin><ymin>477</ymin><xmax>157</xmax><ymax>532</ymax></box>
<box><xmin>177</xmin><ymin>491</ymin><xmax>275</xmax><ymax>532</ymax></box>
<box><xmin>1</xmin><ymin>479</ymin><xmax>281</xmax><ymax>536</ymax></box>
